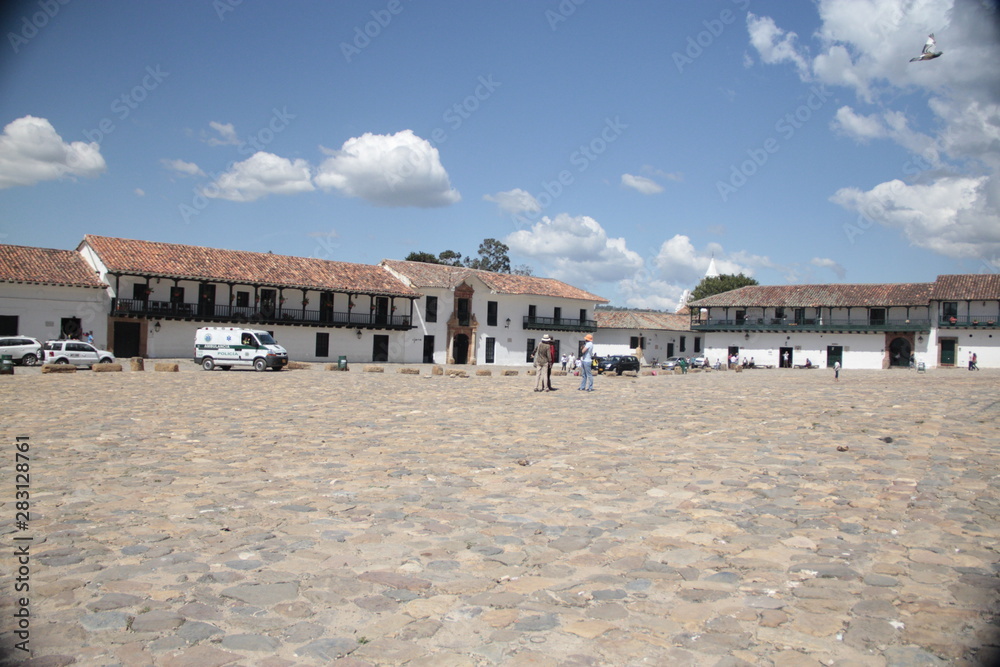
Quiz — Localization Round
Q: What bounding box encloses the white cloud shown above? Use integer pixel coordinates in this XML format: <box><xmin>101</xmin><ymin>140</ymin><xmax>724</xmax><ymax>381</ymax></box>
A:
<box><xmin>505</xmin><ymin>213</ymin><xmax>643</xmax><ymax>285</ymax></box>
<box><xmin>134</xmin><ymin>188</ymin><xmax>145</xmax><ymax>197</ymax></box>
<box><xmin>0</xmin><ymin>115</ymin><xmax>105</xmax><ymax>189</ymax></box>
<box><xmin>616</xmin><ymin>277</ymin><xmax>690</xmax><ymax>311</ymax></box>
<box><xmin>652</xmin><ymin>235</ymin><xmax>762</xmax><ymax>286</ymax></box>
<box><xmin>811</xmin><ymin>256</ymin><xmax>847</xmax><ymax>279</ymax></box>
<box><xmin>747</xmin><ymin>13</ymin><xmax>811</xmax><ymax>79</ymax></box>
<box><xmin>621</xmin><ymin>173</ymin><xmax>664</xmax><ymax>195</ymax></box>
<box><xmin>750</xmin><ymin>0</ymin><xmax>1000</xmax><ymax>266</ymax></box>
<box><xmin>161</xmin><ymin>158</ymin><xmax>204</xmax><ymax>177</ymax></box>
<box><xmin>832</xmin><ymin>176</ymin><xmax>1000</xmax><ymax>259</ymax></box>
<box><xmin>204</xmin><ymin>121</ymin><xmax>239</xmax><ymax>146</ymax></box>
<box><xmin>203</xmin><ymin>151</ymin><xmax>314</xmax><ymax>202</ymax></box>
<box><xmin>314</xmin><ymin>130</ymin><xmax>460</xmax><ymax>208</ymax></box>
<box><xmin>484</xmin><ymin>188</ymin><xmax>540</xmax><ymax>215</ymax></box>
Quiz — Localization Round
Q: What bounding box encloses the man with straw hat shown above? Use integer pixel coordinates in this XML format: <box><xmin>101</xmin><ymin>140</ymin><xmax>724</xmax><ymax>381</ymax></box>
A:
<box><xmin>533</xmin><ymin>334</ymin><xmax>554</xmax><ymax>392</ymax></box>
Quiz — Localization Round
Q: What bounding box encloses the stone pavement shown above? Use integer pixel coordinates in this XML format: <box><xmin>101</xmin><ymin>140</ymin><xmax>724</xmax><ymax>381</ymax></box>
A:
<box><xmin>1</xmin><ymin>363</ymin><xmax>999</xmax><ymax>666</ymax></box>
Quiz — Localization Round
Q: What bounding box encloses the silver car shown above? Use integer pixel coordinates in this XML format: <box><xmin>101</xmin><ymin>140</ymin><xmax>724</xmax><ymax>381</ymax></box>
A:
<box><xmin>0</xmin><ymin>336</ymin><xmax>42</xmax><ymax>365</ymax></box>
<box><xmin>42</xmin><ymin>340</ymin><xmax>115</xmax><ymax>367</ymax></box>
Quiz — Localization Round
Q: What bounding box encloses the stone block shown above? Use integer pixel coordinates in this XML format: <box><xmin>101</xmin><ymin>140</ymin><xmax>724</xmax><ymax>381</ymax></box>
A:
<box><xmin>41</xmin><ymin>364</ymin><xmax>76</xmax><ymax>373</ymax></box>
<box><xmin>286</xmin><ymin>361</ymin><xmax>311</xmax><ymax>370</ymax></box>
<box><xmin>154</xmin><ymin>362</ymin><xmax>179</xmax><ymax>372</ymax></box>
<box><xmin>475</xmin><ymin>369</ymin><xmax>491</xmax><ymax>376</ymax></box>
<box><xmin>398</xmin><ymin>368</ymin><xmax>420</xmax><ymax>375</ymax></box>
<box><xmin>363</xmin><ymin>365</ymin><xmax>384</xmax><ymax>373</ymax></box>
<box><xmin>92</xmin><ymin>363</ymin><xmax>123</xmax><ymax>372</ymax></box>
<box><xmin>502</xmin><ymin>370</ymin><xmax>519</xmax><ymax>376</ymax></box>
<box><xmin>129</xmin><ymin>357</ymin><xmax>144</xmax><ymax>371</ymax></box>
<box><xmin>324</xmin><ymin>363</ymin><xmax>348</xmax><ymax>371</ymax></box>
<box><xmin>431</xmin><ymin>365</ymin><xmax>444</xmax><ymax>375</ymax></box>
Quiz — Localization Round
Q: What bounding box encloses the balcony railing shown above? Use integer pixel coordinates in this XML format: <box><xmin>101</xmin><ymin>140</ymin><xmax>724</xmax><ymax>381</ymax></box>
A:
<box><xmin>691</xmin><ymin>317</ymin><xmax>932</xmax><ymax>332</ymax></box>
<box><xmin>523</xmin><ymin>315</ymin><xmax>597</xmax><ymax>332</ymax></box>
<box><xmin>112</xmin><ymin>298</ymin><xmax>412</xmax><ymax>329</ymax></box>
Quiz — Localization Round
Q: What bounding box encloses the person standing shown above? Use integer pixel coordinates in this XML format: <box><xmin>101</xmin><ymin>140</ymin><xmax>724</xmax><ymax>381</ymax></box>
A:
<box><xmin>560</xmin><ymin>353</ymin><xmax>568</xmax><ymax>372</ymax></box>
<box><xmin>579</xmin><ymin>334</ymin><xmax>594</xmax><ymax>391</ymax></box>
<box><xmin>546</xmin><ymin>337</ymin><xmax>557</xmax><ymax>389</ymax></box>
<box><xmin>533</xmin><ymin>334</ymin><xmax>553</xmax><ymax>392</ymax></box>
<box><xmin>834</xmin><ymin>360</ymin><xmax>841</xmax><ymax>381</ymax></box>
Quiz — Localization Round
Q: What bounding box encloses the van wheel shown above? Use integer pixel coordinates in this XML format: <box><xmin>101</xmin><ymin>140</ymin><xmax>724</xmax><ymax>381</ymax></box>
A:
<box><xmin>99</xmin><ymin>357</ymin><xmax>113</xmax><ymax>364</ymax></box>
<box><xmin>253</xmin><ymin>358</ymin><xmax>267</xmax><ymax>372</ymax></box>
<box><xmin>21</xmin><ymin>354</ymin><xmax>37</xmax><ymax>366</ymax></box>
<box><xmin>55</xmin><ymin>358</ymin><xmax>69</xmax><ymax>364</ymax></box>
<box><xmin>202</xmin><ymin>357</ymin><xmax>215</xmax><ymax>371</ymax></box>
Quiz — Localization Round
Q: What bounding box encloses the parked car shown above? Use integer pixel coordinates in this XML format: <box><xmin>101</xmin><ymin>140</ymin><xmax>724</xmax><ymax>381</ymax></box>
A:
<box><xmin>661</xmin><ymin>356</ymin><xmax>685</xmax><ymax>370</ymax></box>
<box><xmin>42</xmin><ymin>340</ymin><xmax>115</xmax><ymax>367</ymax></box>
<box><xmin>597</xmin><ymin>355</ymin><xmax>620</xmax><ymax>374</ymax></box>
<box><xmin>689</xmin><ymin>356</ymin><xmax>708</xmax><ymax>368</ymax></box>
<box><xmin>0</xmin><ymin>336</ymin><xmax>42</xmax><ymax>365</ymax></box>
<box><xmin>601</xmin><ymin>355</ymin><xmax>641</xmax><ymax>375</ymax></box>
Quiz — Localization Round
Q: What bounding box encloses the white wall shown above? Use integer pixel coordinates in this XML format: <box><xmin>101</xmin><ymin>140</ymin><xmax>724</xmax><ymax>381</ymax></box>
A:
<box><xmin>0</xmin><ymin>283</ymin><xmax>110</xmax><ymax>347</ymax></box>
<box><xmin>703</xmin><ymin>331</ymin><xmax>892</xmax><ymax>369</ymax></box>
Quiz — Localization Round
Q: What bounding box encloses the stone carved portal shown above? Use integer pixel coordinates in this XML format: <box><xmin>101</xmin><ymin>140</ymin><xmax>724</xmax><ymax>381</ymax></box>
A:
<box><xmin>447</xmin><ymin>281</ymin><xmax>478</xmax><ymax>364</ymax></box>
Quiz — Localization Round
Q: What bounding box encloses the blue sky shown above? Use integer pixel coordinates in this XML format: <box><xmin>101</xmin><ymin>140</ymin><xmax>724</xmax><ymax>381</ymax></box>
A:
<box><xmin>1</xmin><ymin>0</ymin><xmax>998</xmax><ymax>308</ymax></box>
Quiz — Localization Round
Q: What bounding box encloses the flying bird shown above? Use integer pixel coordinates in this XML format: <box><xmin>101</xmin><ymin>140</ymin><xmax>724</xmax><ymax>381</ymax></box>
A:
<box><xmin>909</xmin><ymin>33</ymin><xmax>943</xmax><ymax>62</ymax></box>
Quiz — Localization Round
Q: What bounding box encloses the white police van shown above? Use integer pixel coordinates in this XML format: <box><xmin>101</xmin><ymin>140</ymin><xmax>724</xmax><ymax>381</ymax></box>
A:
<box><xmin>194</xmin><ymin>327</ymin><xmax>288</xmax><ymax>371</ymax></box>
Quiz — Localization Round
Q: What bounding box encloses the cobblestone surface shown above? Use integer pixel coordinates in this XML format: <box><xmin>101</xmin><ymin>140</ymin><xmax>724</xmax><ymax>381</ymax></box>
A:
<box><xmin>1</xmin><ymin>363</ymin><xmax>999</xmax><ymax>665</ymax></box>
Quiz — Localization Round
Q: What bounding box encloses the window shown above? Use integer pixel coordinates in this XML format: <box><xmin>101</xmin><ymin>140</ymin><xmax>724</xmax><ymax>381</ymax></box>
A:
<box><xmin>869</xmin><ymin>308</ymin><xmax>886</xmax><ymax>325</ymax></box>
<box><xmin>735</xmin><ymin>310</ymin><xmax>745</xmax><ymax>324</ymax></box>
<box><xmin>425</xmin><ymin>296</ymin><xmax>438</xmax><ymax>323</ymax></box>
<box><xmin>0</xmin><ymin>315</ymin><xmax>18</xmax><ymax>336</ymax></box>
<box><xmin>629</xmin><ymin>336</ymin><xmax>645</xmax><ymax>349</ymax></box>
<box><xmin>487</xmin><ymin>301</ymin><xmax>498</xmax><ymax>327</ymax></box>
<box><xmin>132</xmin><ymin>283</ymin><xmax>149</xmax><ymax>301</ymax></box>
<box><xmin>694</xmin><ymin>337</ymin><xmax>702</xmax><ymax>353</ymax></box>
<box><xmin>579</xmin><ymin>308</ymin><xmax>587</xmax><ymax>323</ymax></box>
<box><xmin>775</xmin><ymin>307</ymin><xmax>785</xmax><ymax>320</ymax></box>
<box><xmin>315</xmin><ymin>332</ymin><xmax>329</xmax><ymax>357</ymax></box>
<box><xmin>680</xmin><ymin>335</ymin><xmax>686</xmax><ymax>352</ymax></box>
<box><xmin>942</xmin><ymin>302</ymin><xmax>958</xmax><ymax>322</ymax></box>
<box><xmin>553</xmin><ymin>307</ymin><xmax>562</xmax><ymax>323</ymax></box>
<box><xmin>794</xmin><ymin>308</ymin><xmax>805</xmax><ymax>324</ymax></box>
<box><xmin>528</xmin><ymin>305</ymin><xmax>536</xmax><ymax>320</ymax></box>
<box><xmin>526</xmin><ymin>338</ymin><xmax>535</xmax><ymax>363</ymax></box>
<box><xmin>485</xmin><ymin>337</ymin><xmax>495</xmax><ymax>363</ymax></box>
<box><xmin>235</xmin><ymin>291</ymin><xmax>249</xmax><ymax>307</ymax></box>
<box><xmin>170</xmin><ymin>286</ymin><xmax>185</xmax><ymax>304</ymax></box>
<box><xmin>457</xmin><ymin>298</ymin><xmax>470</xmax><ymax>326</ymax></box>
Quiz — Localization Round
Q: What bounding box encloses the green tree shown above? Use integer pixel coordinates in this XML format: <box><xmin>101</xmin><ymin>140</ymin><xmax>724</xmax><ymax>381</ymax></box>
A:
<box><xmin>464</xmin><ymin>238</ymin><xmax>510</xmax><ymax>273</ymax></box>
<box><xmin>437</xmin><ymin>250</ymin><xmax>464</xmax><ymax>266</ymax></box>
<box><xmin>404</xmin><ymin>251</ymin><xmax>440</xmax><ymax>263</ymax></box>
<box><xmin>690</xmin><ymin>273</ymin><xmax>759</xmax><ymax>301</ymax></box>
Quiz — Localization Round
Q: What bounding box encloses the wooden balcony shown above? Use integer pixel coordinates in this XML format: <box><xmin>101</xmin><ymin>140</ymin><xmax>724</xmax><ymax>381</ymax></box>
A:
<box><xmin>690</xmin><ymin>317</ymin><xmax>932</xmax><ymax>333</ymax></box>
<box><xmin>111</xmin><ymin>298</ymin><xmax>413</xmax><ymax>330</ymax></box>
<box><xmin>522</xmin><ymin>315</ymin><xmax>597</xmax><ymax>332</ymax></box>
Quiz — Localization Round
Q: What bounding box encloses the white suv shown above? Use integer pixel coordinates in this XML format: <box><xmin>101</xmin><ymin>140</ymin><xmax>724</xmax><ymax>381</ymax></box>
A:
<box><xmin>0</xmin><ymin>336</ymin><xmax>42</xmax><ymax>365</ymax></box>
<box><xmin>42</xmin><ymin>340</ymin><xmax>115</xmax><ymax>367</ymax></box>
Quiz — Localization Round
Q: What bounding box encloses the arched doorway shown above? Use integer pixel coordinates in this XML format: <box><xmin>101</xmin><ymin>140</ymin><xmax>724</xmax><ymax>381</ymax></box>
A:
<box><xmin>888</xmin><ymin>336</ymin><xmax>911</xmax><ymax>367</ymax></box>
<box><xmin>453</xmin><ymin>333</ymin><xmax>469</xmax><ymax>364</ymax></box>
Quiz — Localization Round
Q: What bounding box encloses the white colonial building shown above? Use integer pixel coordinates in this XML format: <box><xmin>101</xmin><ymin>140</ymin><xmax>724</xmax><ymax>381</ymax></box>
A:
<box><xmin>688</xmin><ymin>275</ymin><xmax>1000</xmax><ymax>369</ymax></box>
<box><xmin>592</xmin><ymin>310</ymin><xmax>695</xmax><ymax>365</ymax></box>
<box><xmin>0</xmin><ymin>244</ymin><xmax>109</xmax><ymax>345</ymax></box>
<box><xmin>18</xmin><ymin>235</ymin><xmax>607</xmax><ymax>366</ymax></box>
<box><xmin>381</xmin><ymin>259</ymin><xmax>607</xmax><ymax>365</ymax></box>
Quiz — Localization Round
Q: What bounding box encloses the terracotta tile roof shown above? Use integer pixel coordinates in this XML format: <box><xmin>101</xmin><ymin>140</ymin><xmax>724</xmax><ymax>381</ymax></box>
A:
<box><xmin>381</xmin><ymin>259</ymin><xmax>608</xmax><ymax>302</ymax></box>
<box><xmin>82</xmin><ymin>235</ymin><xmax>417</xmax><ymax>297</ymax></box>
<box><xmin>596</xmin><ymin>310</ymin><xmax>690</xmax><ymax>331</ymax></box>
<box><xmin>0</xmin><ymin>244</ymin><xmax>105</xmax><ymax>288</ymax></box>
<box><xmin>687</xmin><ymin>282</ymin><xmax>933</xmax><ymax>308</ymax></box>
<box><xmin>930</xmin><ymin>274</ymin><xmax>1000</xmax><ymax>301</ymax></box>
